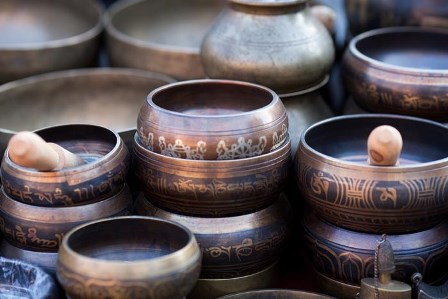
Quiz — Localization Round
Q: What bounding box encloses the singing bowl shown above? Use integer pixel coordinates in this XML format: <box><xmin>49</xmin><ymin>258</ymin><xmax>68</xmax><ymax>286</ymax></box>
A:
<box><xmin>0</xmin><ymin>68</ymin><xmax>176</xmax><ymax>156</ymax></box>
<box><xmin>104</xmin><ymin>0</ymin><xmax>224</xmax><ymax>80</ymax></box>
<box><xmin>135</xmin><ymin>193</ymin><xmax>291</xmax><ymax>279</ymax></box>
<box><xmin>217</xmin><ymin>289</ymin><xmax>336</xmax><ymax>299</ymax></box>
<box><xmin>56</xmin><ymin>216</ymin><xmax>202</xmax><ymax>299</ymax></box>
<box><xmin>342</xmin><ymin>27</ymin><xmax>448</xmax><ymax>121</ymax></box>
<box><xmin>0</xmin><ymin>256</ymin><xmax>60</xmax><ymax>299</ymax></box>
<box><xmin>137</xmin><ymin>79</ymin><xmax>289</xmax><ymax>160</ymax></box>
<box><xmin>1</xmin><ymin>124</ymin><xmax>130</xmax><ymax>206</ymax></box>
<box><xmin>0</xmin><ymin>184</ymin><xmax>132</xmax><ymax>252</ymax></box>
<box><xmin>313</xmin><ymin>271</ymin><xmax>360</xmax><ymax>299</ymax></box>
<box><xmin>133</xmin><ymin>133</ymin><xmax>291</xmax><ymax>217</ymax></box>
<box><xmin>303</xmin><ymin>211</ymin><xmax>448</xmax><ymax>286</ymax></box>
<box><xmin>0</xmin><ymin>0</ymin><xmax>103</xmax><ymax>83</ymax></box>
<box><xmin>295</xmin><ymin>114</ymin><xmax>448</xmax><ymax>233</ymax></box>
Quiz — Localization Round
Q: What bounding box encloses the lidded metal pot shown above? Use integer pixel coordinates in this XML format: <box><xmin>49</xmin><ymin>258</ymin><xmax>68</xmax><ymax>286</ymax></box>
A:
<box><xmin>200</xmin><ymin>0</ymin><xmax>335</xmax><ymax>95</ymax></box>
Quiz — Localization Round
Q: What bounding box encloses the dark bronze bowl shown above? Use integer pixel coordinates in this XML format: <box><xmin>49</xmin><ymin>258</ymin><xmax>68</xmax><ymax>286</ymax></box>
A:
<box><xmin>0</xmin><ymin>0</ymin><xmax>103</xmax><ymax>83</ymax></box>
<box><xmin>57</xmin><ymin>216</ymin><xmax>202</xmax><ymax>299</ymax></box>
<box><xmin>0</xmin><ymin>185</ymin><xmax>132</xmax><ymax>252</ymax></box>
<box><xmin>135</xmin><ymin>193</ymin><xmax>291</xmax><ymax>279</ymax></box>
<box><xmin>295</xmin><ymin>114</ymin><xmax>448</xmax><ymax>233</ymax></box>
<box><xmin>133</xmin><ymin>133</ymin><xmax>291</xmax><ymax>217</ymax></box>
<box><xmin>303</xmin><ymin>211</ymin><xmax>448</xmax><ymax>287</ymax></box>
<box><xmin>343</xmin><ymin>27</ymin><xmax>448</xmax><ymax>121</ymax></box>
<box><xmin>217</xmin><ymin>289</ymin><xmax>336</xmax><ymax>299</ymax></box>
<box><xmin>137</xmin><ymin>79</ymin><xmax>289</xmax><ymax>160</ymax></box>
<box><xmin>104</xmin><ymin>0</ymin><xmax>224</xmax><ymax>80</ymax></box>
<box><xmin>0</xmin><ymin>256</ymin><xmax>60</xmax><ymax>299</ymax></box>
<box><xmin>1</xmin><ymin>124</ymin><xmax>130</xmax><ymax>206</ymax></box>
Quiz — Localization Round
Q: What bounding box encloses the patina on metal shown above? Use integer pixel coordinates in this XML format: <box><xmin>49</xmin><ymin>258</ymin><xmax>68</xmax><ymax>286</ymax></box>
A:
<box><xmin>412</xmin><ymin>273</ymin><xmax>448</xmax><ymax>299</ymax></box>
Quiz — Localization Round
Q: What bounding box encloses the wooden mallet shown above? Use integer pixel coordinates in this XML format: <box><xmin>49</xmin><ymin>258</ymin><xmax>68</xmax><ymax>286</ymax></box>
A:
<box><xmin>367</xmin><ymin>125</ymin><xmax>403</xmax><ymax>166</ymax></box>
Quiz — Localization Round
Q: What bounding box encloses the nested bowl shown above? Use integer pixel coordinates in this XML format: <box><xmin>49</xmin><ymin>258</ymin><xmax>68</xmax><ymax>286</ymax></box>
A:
<box><xmin>137</xmin><ymin>79</ymin><xmax>289</xmax><ymax>160</ymax></box>
<box><xmin>217</xmin><ymin>289</ymin><xmax>336</xmax><ymax>299</ymax></box>
<box><xmin>1</xmin><ymin>124</ymin><xmax>130</xmax><ymax>207</ymax></box>
<box><xmin>104</xmin><ymin>0</ymin><xmax>224</xmax><ymax>80</ymax></box>
<box><xmin>135</xmin><ymin>193</ymin><xmax>291</xmax><ymax>279</ymax></box>
<box><xmin>57</xmin><ymin>216</ymin><xmax>202</xmax><ymax>299</ymax></box>
<box><xmin>0</xmin><ymin>0</ymin><xmax>103</xmax><ymax>83</ymax></box>
<box><xmin>303</xmin><ymin>211</ymin><xmax>448</xmax><ymax>287</ymax></box>
<box><xmin>0</xmin><ymin>184</ymin><xmax>133</xmax><ymax>252</ymax></box>
<box><xmin>342</xmin><ymin>26</ymin><xmax>448</xmax><ymax>121</ymax></box>
<box><xmin>133</xmin><ymin>132</ymin><xmax>291</xmax><ymax>217</ymax></box>
<box><xmin>0</xmin><ymin>256</ymin><xmax>60</xmax><ymax>299</ymax></box>
<box><xmin>295</xmin><ymin>114</ymin><xmax>448</xmax><ymax>233</ymax></box>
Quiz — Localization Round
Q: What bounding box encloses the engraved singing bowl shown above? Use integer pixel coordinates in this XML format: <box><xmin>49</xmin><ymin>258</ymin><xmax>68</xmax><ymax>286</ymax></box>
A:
<box><xmin>295</xmin><ymin>114</ymin><xmax>448</xmax><ymax>233</ymax></box>
<box><xmin>104</xmin><ymin>0</ymin><xmax>225</xmax><ymax>80</ymax></box>
<box><xmin>217</xmin><ymin>289</ymin><xmax>336</xmax><ymax>299</ymax></box>
<box><xmin>0</xmin><ymin>0</ymin><xmax>103</xmax><ymax>83</ymax></box>
<box><xmin>137</xmin><ymin>79</ymin><xmax>289</xmax><ymax>160</ymax></box>
<box><xmin>56</xmin><ymin>216</ymin><xmax>202</xmax><ymax>299</ymax></box>
<box><xmin>303</xmin><ymin>211</ymin><xmax>448</xmax><ymax>287</ymax></box>
<box><xmin>1</xmin><ymin>124</ymin><xmax>130</xmax><ymax>207</ymax></box>
<box><xmin>342</xmin><ymin>26</ymin><xmax>448</xmax><ymax>121</ymax></box>
<box><xmin>0</xmin><ymin>184</ymin><xmax>132</xmax><ymax>252</ymax></box>
<box><xmin>0</xmin><ymin>68</ymin><xmax>176</xmax><ymax>157</ymax></box>
<box><xmin>133</xmin><ymin>133</ymin><xmax>291</xmax><ymax>217</ymax></box>
<box><xmin>0</xmin><ymin>256</ymin><xmax>60</xmax><ymax>299</ymax></box>
<box><xmin>134</xmin><ymin>193</ymin><xmax>291</xmax><ymax>279</ymax></box>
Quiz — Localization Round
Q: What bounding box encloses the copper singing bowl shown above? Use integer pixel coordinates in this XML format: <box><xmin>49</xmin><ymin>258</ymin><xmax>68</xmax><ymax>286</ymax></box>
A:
<box><xmin>303</xmin><ymin>212</ymin><xmax>448</xmax><ymax>286</ymax></box>
<box><xmin>295</xmin><ymin>114</ymin><xmax>448</xmax><ymax>233</ymax></box>
<box><xmin>0</xmin><ymin>0</ymin><xmax>103</xmax><ymax>83</ymax></box>
<box><xmin>343</xmin><ymin>27</ymin><xmax>448</xmax><ymax>121</ymax></box>
<box><xmin>135</xmin><ymin>193</ymin><xmax>291</xmax><ymax>279</ymax></box>
<box><xmin>0</xmin><ymin>68</ymin><xmax>175</xmax><ymax>156</ymax></box>
<box><xmin>0</xmin><ymin>185</ymin><xmax>132</xmax><ymax>252</ymax></box>
<box><xmin>57</xmin><ymin>216</ymin><xmax>202</xmax><ymax>299</ymax></box>
<box><xmin>104</xmin><ymin>0</ymin><xmax>224</xmax><ymax>80</ymax></box>
<box><xmin>133</xmin><ymin>133</ymin><xmax>291</xmax><ymax>217</ymax></box>
<box><xmin>1</xmin><ymin>124</ymin><xmax>130</xmax><ymax>206</ymax></box>
<box><xmin>0</xmin><ymin>256</ymin><xmax>60</xmax><ymax>299</ymax></box>
<box><xmin>217</xmin><ymin>289</ymin><xmax>336</xmax><ymax>299</ymax></box>
<box><xmin>138</xmin><ymin>79</ymin><xmax>288</xmax><ymax>160</ymax></box>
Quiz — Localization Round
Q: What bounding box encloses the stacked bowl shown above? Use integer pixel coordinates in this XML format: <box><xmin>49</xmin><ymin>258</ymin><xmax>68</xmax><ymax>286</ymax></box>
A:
<box><xmin>133</xmin><ymin>79</ymin><xmax>293</xmax><ymax>298</ymax></box>
<box><xmin>0</xmin><ymin>124</ymin><xmax>133</xmax><ymax>274</ymax></box>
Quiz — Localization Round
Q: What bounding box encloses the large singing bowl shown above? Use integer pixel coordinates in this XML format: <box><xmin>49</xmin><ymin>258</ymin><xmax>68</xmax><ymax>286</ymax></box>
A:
<box><xmin>217</xmin><ymin>289</ymin><xmax>336</xmax><ymax>299</ymax></box>
<box><xmin>104</xmin><ymin>0</ymin><xmax>224</xmax><ymax>80</ymax></box>
<box><xmin>57</xmin><ymin>216</ymin><xmax>202</xmax><ymax>299</ymax></box>
<box><xmin>295</xmin><ymin>114</ymin><xmax>448</xmax><ymax>233</ymax></box>
<box><xmin>0</xmin><ymin>0</ymin><xmax>103</xmax><ymax>83</ymax></box>
<box><xmin>343</xmin><ymin>27</ymin><xmax>448</xmax><ymax>121</ymax></box>
<box><xmin>0</xmin><ymin>68</ymin><xmax>175</xmax><ymax>156</ymax></box>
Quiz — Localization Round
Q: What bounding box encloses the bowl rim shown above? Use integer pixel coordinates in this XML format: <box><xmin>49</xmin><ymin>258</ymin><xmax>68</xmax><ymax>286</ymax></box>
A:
<box><xmin>348</xmin><ymin>26</ymin><xmax>448</xmax><ymax>75</ymax></box>
<box><xmin>59</xmin><ymin>215</ymin><xmax>200</xmax><ymax>273</ymax></box>
<box><xmin>144</xmin><ymin>79</ymin><xmax>281</xmax><ymax>119</ymax></box>
<box><xmin>229</xmin><ymin>0</ymin><xmax>307</xmax><ymax>7</ymax></box>
<box><xmin>299</xmin><ymin>113</ymin><xmax>448</xmax><ymax>171</ymax></box>
<box><xmin>216</xmin><ymin>288</ymin><xmax>336</xmax><ymax>298</ymax></box>
<box><xmin>0</xmin><ymin>0</ymin><xmax>104</xmax><ymax>50</ymax></box>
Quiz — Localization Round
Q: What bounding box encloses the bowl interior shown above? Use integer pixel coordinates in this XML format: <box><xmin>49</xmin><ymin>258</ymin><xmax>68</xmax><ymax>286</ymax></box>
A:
<box><xmin>219</xmin><ymin>289</ymin><xmax>334</xmax><ymax>298</ymax></box>
<box><xmin>0</xmin><ymin>0</ymin><xmax>99</xmax><ymax>44</ymax></box>
<box><xmin>152</xmin><ymin>81</ymin><xmax>274</xmax><ymax>116</ymax></box>
<box><xmin>110</xmin><ymin>0</ymin><xmax>223</xmax><ymax>49</ymax></box>
<box><xmin>305</xmin><ymin>115</ymin><xmax>448</xmax><ymax>165</ymax></box>
<box><xmin>356</xmin><ymin>29</ymin><xmax>448</xmax><ymax>70</ymax></box>
<box><xmin>67</xmin><ymin>217</ymin><xmax>190</xmax><ymax>261</ymax></box>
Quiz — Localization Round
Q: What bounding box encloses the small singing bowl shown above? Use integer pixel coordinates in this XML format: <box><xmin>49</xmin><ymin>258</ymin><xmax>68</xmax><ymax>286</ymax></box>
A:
<box><xmin>342</xmin><ymin>26</ymin><xmax>448</xmax><ymax>121</ymax></box>
<box><xmin>0</xmin><ymin>185</ymin><xmax>133</xmax><ymax>252</ymax></box>
<box><xmin>1</xmin><ymin>124</ymin><xmax>130</xmax><ymax>206</ymax></box>
<box><xmin>295</xmin><ymin>114</ymin><xmax>448</xmax><ymax>233</ymax></box>
<box><xmin>217</xmin><ymin>289</ymin><xmax>336</xmax><ymax>299</ymax></box>
<box><xmin>133</xmin><ymin>133</ymin><xmax>291</xmax><ymax>217</ymax></box>
<box><xmin>56</xmin><ymin>216</ymin><xmax>202</xmax><ymax>299</ymax></box>
<box><xmin>137</xmin><ymin>79</ymin><xmax>289</xmax><ymax>160</ymax></box>
<box><xmin>104</xmin><ymin>0</ymin><xmax>224</xmax><ymax>80</ymax></box>
<box><xmin>0</xmin><ymin>256</ymin><xmax>60</xmax><ymax>299</ymax></box>
<box><xmin>0</xmin><ymin>0</ymin><xmax>103</xmax><ymax>83</ymax></box>
<box><xmin>303</xmin><ymin>211</ymin><xmax>448</xmax><ymax>286</ymax></box>
<box><xmin>135</xmin><ymin>193</ymin><xmax>291</xmax><ymax>279</ymax></box>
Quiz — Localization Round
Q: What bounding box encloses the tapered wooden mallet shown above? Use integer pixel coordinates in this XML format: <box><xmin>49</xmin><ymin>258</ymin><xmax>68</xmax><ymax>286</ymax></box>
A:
<box><xmin>7</xmin><ymin>131</ymin><xmax>85</xmax><ymax>171</ymax></box>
